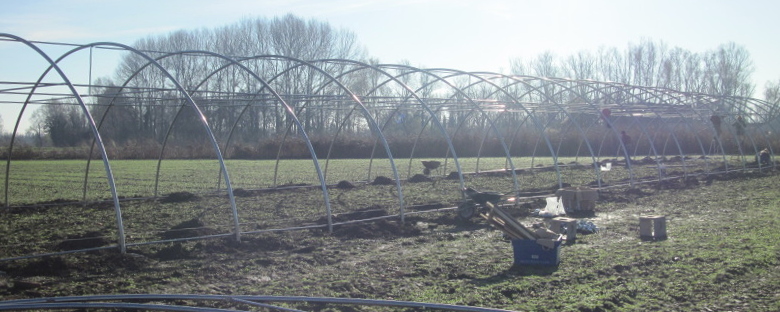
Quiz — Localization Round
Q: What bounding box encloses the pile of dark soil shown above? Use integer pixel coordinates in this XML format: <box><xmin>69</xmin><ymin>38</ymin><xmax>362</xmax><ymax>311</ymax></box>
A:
<box><xmin>408</xmin><ymin>174</ymin><xmax>431</xmax><ymax>183</ymax></box>
<box><xmin>331</xmin><ymin>218</ymin><xmax>422</xmax><ymax>239</ymax></box>
<box><xmin>0</xmin><ymin>257</ymin><xmax>72</xmax><ymax>277</ymax></box>
<box><xmin>335</xmin><ymin>180</ymin><xmax>355</xmax><ymax>189</ymax></box>
<box><xmin>154</xmin><ymin>243</ymin><xmax>191</xmax><ymax>260</ymax></box>
<box><xmin>312</xmin><ymin>206</ymin><xmax>423</xmax><ymax>239</ymax></box>
<box><xmin>161</xmin><ymin>218</ymin><xmax>218</xmax><ymax>239</ymax></box>
<box><xmin>371</xmin><ymin>176</ymin><xmax>394</xmax><ymax>185</ymax></box>
<box><xmin>55</xmin><ymin>231</ymin><xmax>112</xmax><ymax>251</ymax></box>
<box><xmin>330</xmin><ymin>207</ymin><xmax>387</xmax><ymax>222</ymax></box>
<box><xmin>159</xmin><ymin>191</ymin><xmax>200</xmax><ymax>203</ymax></box>
<box><xmin>237</xmin><ymin>234</ymin><xmax>299</xmax><ymax>252</ymax></box>
<box><xmin>232</xmin><ymin>188</ymin><xmax>256</xmax><ymax>197</ymax></box>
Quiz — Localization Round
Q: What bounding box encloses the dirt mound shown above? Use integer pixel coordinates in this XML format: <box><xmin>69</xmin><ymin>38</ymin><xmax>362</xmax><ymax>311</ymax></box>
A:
<box><xmin>588</xmin><ymin>179</ymin><xmax>606</xmax><ymax>187</ymax></box>
<box><xmin>653</xmin><ymin>176</ymin><xmax>701</xmax><ymax>190</ymax></box>
<box><xmin>684</xmin><ymin>176</ymin><xmax>700</xmax><ymax>186</ymax></box>
<box><xmin>331</xmin><ymin>206</ymin><xmax>388</xmax><ymax>222</ymax></box>
<box><xmin>223</xmin><ymin>234</ymin><xmax>298</xmax><ymax>253</ymax></box>
<box><xmin>159</xmin><ymin>191</ymin><xmax>200</xmax><ymax>203</ymax></box>
<box><xmin>331</xmin><ymin>219</ymin><xmax>421</xmax><ymax>239</ymax></box>
<box><xmin>597</xmin><ymin>188</ymin><xmax>653</xmax><ymax>203</ymax></box>
<box><xmin>408</xmin><ymin>174</ymin><xmax>431</xmax><ymax>183</ymax></box>
<box><xmin>232</xmin><ymin>188</ymin><xmax>256</xmax><ymax>197</ymax></box>
<box><xmin>56</xmin><ymin>231</ymin><xmax>112</xmax><ymax>251</ymax></box>
<box><xmin>1</xmin><ymin>256</ymin><xmax>72</xmax><ymax>277</ymax></box>
<box><xmin>162</xmin><ymin>218</ymin><xmax>218</xmax><ymax>239</ymax></box>
<box><xmin>154</xmin><ymin>243</ymin><xmax>192</xmax><ymax>260</ymax></box>
<box><xmin>311</xmin><ymin>207</ymin><xmax>422</xmax><ymax>239</ymax></box>
<box><xmin>336</xmin><ymin>180</ymin><xmax>356</xmax><ymax>189</ymax></box>
<box><xmin>371</xmin><ymin>176</ymin><xmax>394</xmax><ymax>185</ymax></box>
<box><xmin>91</xmin><ymin>251</ymin><xmax>153</xmax><ymax>271</ymax></box>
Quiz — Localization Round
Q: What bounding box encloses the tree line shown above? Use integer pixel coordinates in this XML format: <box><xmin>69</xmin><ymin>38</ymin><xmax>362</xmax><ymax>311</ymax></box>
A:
<box><xmin>511</xmin><ymin>39</ymin><xmax>758</xmax><ymax>100</ymax></box>
<box><xmin>16</xmin><ymin>14</ymin><xmax>780</xmax><ymax>158</ymax></box>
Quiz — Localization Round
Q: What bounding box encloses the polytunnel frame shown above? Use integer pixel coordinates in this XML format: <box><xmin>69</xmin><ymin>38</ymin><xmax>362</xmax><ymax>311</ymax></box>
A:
<box><xmin>579</xmin><ymin>80</ymin><xmax>771</xmax><ymax>180</ymax></box>
<box><xmin>491</xmin><ymin>75</ymin><xmax>644</xmax><ymax>186</ymax></box>
<box><xmin>577</xmin><ymin>80</ymin><xmax>778</xmax><ymax>179</ymax></box>
<box><xmin>322</xmin><ymin>64</ymin><xmax>467</xmax><ymax>184</ymax></box>
<box><xmin>357</xmin><ymin>67</ymin><xmax>518</xmax><ymax>193</ymax></box>
<box><xmin>619</xmin><ymin>84</ymin><xmax>724</xmax><ymax>175</ymax></box>
<box><xmin>682</xmin><ymin>92</ymin><xmax>779</xmax><ymax>170</ymax></box>
<box><xmin>432</xmin><ymin>75</ymin><xmax>529</xmax><ymax>175</ymax></box>
<box><xmin>418</xmin><ymin>69</ymin><xmax>566</xmax><ymax>192</ymax></box>
<box><xmin>595</xmin><ymin>82</ymin><xmax>732</xmax><ymax>174</ymax></box>
<box><xmin>37</xmin><ymin>42</ymin><xmax>243</xmax><ymax>250</ymax></box>
<box><xmin>227</xmin><ymin>55</ymin><xmax>408</xmax><ymax>223</ymax></box>
<box><xmin>184</xmin><ymin>53</ymin><xmax>345</xmax><ymax>233</ymax></box>
<box><xmin>0</xmin><ymin>34</ymin><xmax>129</xmax><ymax>253</ymax></box>
<box><xmin>555</xmin><ymin>79</ymin><xmax>694</xmax><ymax>184</ymax></box>
<box><xmin>449</xmin><ymin>74</ymin><xmax>604</xmax><ymax>187</ymax></box>
<box><xmin>307</xmin><ymin>59</ymin><xmax>467</xmax><ymax>191</ymax></box>
<box><xmin>545</xmin><ymin>79</ymin><xmax>648</xmax><ymax>177</ymax></box>
<box><xmin>72</xmin><ymin>49</ymin><xmax>235</xmax><ymax>245</ymax></box>
<box><xmin>581</xmin><ymin>81</ymin><xmax>684</xmax><ymax>182</ymax></box>
<box><xmin>435</xmin><ymin>75</ymin><xmax>565</xmax><ymax>184</ymax></box>
<box><xmin>276</xmin><ymin>64</ymin><xmax>549</xmax><ymax>196</ymax></box>
<box><xmin>365</xmin><ymin>66</ymin><xmax>543</xmax><ymax>195</ymax></box>
<box><xmin>476</xmin><ymin>74</ymin><xmax>605</xmax><ymax>188</ymax></box>
<box><xmin>462</xmin><ymin>75</ymin><xmax>758</xmax><ymax>188</ymax></box>
<box><xmin>596</xmin><ymin>81</ymin><xmax>712</xmax><ymax>183</ymax></box>
<box><xmin>239</xmin><ymin>58</ymin><xmax>392</xmax><ymax>189</ymax></box>
<box><xmin>88</xmin><ymin>50</ymin><xmax>337</xmax><ymax>234</ymax></box>
<box><xmin>387</xmin><ymin>71</ymin><xmax>614</xmax><ymax>190</ymax></box>
<box><xmin>3</xmin><ymin>35</ymin><xmax>780</xmax><ymax>262</ymax></box>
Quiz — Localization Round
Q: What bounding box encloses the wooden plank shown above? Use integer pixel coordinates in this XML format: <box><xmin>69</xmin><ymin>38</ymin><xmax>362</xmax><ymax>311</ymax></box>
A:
<box><xmin>479</xmin><ymin>213</ymin><xmax>524</xmax><ymax>239</ymax></box>
<box><xmin>478</xmin><ymin>203</ymin><xmax>536</xmax><ymax>240</ymax></box>
<box><xmin>485</xmin><ymin>202</ymin><xmax>537</xmax><ymax>239</ymax></box>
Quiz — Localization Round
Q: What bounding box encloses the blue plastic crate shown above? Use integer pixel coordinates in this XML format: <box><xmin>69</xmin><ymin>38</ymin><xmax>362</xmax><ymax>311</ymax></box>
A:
<box><xmin>511</xmin><ymin>238</ymin><xmax>562</xmax><ymax>266</ymax></box>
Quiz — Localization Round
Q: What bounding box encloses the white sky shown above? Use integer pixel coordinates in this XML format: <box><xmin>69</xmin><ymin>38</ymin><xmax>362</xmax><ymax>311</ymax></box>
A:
<box><xmin>2</xmin><ymin>0</ymin><xmax>779</xmax><ymax>132</ymax></box>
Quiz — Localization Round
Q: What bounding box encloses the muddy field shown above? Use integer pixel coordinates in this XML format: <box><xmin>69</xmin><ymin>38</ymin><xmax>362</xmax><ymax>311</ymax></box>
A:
<box><xmin>1</xmin><ymin>170</ymin><xmax>779</xmax><ymax>311</ymax></box>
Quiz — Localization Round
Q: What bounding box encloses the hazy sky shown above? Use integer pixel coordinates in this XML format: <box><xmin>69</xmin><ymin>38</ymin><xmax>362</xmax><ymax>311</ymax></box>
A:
<box><xmin>1</xmin><ymin>0</ymin><xmax>779</xmax><ymax>131</ymax></box>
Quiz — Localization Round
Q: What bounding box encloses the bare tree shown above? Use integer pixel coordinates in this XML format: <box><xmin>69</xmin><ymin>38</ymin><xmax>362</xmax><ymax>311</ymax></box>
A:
<box><xmin>105</xmin><ymin>14</ymin><xmax>367</xmax><ymax>144</ymax></box>
<box><xmin>564</xmin><ymin>51</ymin><xmax>597</xmax><ymax>81</ymax></box>
<box><xmin>763</xmin><ymin>79</ymin><xmax>780</xmax><ymax>122</ymax></box>
<box><xmin>596</xmin><ymin>46</ymin><xmax>629</xmax><ymax>83</ymax></box>
<box><xmin>703</xmin><ymin>42</ymin><xmax>755</xmax><ymax>99</ymax></box>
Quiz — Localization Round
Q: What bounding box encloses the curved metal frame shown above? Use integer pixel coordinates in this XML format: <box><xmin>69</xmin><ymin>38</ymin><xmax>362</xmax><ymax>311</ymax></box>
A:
<box><xmin>2</xmin><ymin>34</ymin><xmax>779</xmax><ymax>260</ymax></box>
<box><xmin>0</xmin><ymin>34</ymin><xmax>127</xmax><ymax>252</ymax></box>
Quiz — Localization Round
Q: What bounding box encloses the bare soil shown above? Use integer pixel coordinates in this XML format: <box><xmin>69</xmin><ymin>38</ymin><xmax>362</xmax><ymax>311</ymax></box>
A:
<box><xmin>1</xmin><ymin>171</ymin><xmax>779</xmax><ymax>311</ymax></box>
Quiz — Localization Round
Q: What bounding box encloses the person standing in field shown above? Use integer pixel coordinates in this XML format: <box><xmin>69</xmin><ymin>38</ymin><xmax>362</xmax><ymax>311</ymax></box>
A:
<box><xmin>601</xmin><ymin>108</ymin><xmax>612</xmax><ymax>128</ymax></box>
<box><xmin>759</xmin><ymin>148</ymin><xmax>771</xmax><ymax>165</ymax></box>
<box><xmin>733</xmin><ymin>115</ymin><xmax>747</xmax><ymax>153</ymax></box>
<box><xmin>708</xmin><ymin>114</ymin><xmax>724</xmax><ymax>155</ymax></box>
<box><xmin>710</xmin><ymin>114</ymin><xmax>722</xmax><ymax>137</ymax></box>
<box><xmin>733</xmin><ymin>115</ymin><xmax>746</xmax><ymax>136</ymax></box>
<box><xmin>621</xmin><ymin>130</ymin><xmax>632</xmax><ymax>167</ymax></box>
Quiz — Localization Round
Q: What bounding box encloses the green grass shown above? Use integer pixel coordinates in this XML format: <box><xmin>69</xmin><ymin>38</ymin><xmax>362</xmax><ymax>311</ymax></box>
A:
<box><xmin>0</xmin><ymin>155</ymin><xmax>753</xmax><ymax>206</ymax></box>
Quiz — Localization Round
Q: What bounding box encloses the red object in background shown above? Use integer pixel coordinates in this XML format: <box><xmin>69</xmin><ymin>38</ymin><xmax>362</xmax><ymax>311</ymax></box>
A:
<box><xmin>601</xmin><ymin>108</ymin><xmax>612</xmax><ymax>128</ymax></box>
